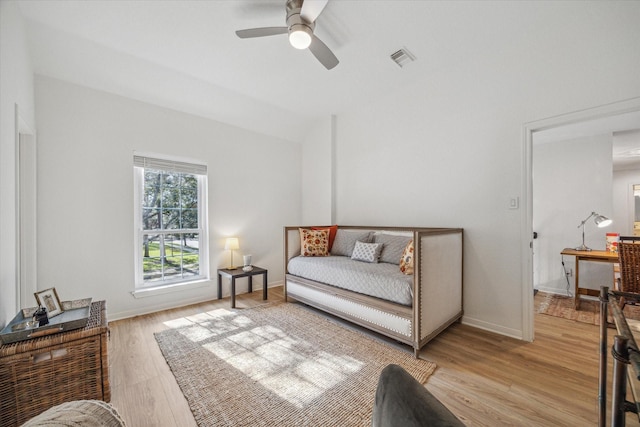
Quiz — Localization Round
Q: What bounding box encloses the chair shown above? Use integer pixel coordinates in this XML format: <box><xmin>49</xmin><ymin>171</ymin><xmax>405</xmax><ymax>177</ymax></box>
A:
<box><xmin>616</xmin><ymin>236</ymin><xmax>640</xmax><ymax>309</ymax></box>
<box><xmin>20</xmin><ymin>400</ymin><xmax>125</xmax><ymax>427</ymax></box>
<box><xmin>372</xmin><ymin>364</ymin><xmax>464</xmax><ymax>427</ymax></box>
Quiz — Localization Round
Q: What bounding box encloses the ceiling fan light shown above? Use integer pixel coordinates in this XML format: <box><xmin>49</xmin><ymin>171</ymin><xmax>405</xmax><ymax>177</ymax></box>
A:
<box><xmin>289</xmin><ymin>25</ymin><xmax>312</xmax><ymax>49</ymax></box>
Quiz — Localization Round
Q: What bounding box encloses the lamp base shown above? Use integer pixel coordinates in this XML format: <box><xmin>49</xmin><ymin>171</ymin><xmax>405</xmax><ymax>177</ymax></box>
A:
<box><xmin>227</xmin><ymin>266</ymin><xmax>239</xmax><ymax>270</ymax></box>
<box><xmin>574</xmin><ymin>244</ymin><xmax>592</xmax><ymax>252</ymax></box>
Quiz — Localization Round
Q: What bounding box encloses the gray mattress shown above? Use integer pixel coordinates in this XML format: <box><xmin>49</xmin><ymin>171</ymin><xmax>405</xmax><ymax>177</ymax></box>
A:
<box><xmin>287</xmin><ymin>256</ymin><xmax>413</xmax><ymax>306</ymax></box>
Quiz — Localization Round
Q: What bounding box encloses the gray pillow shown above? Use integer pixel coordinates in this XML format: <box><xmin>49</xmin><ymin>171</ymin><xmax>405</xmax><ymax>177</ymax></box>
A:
<box><xmin>373</xmin><ymin>233</ymin><xmax>412</xmax><ymax>264</ymax></box>
<box><xmin>331</xmin><ymin>230</ymin><xmax>373</xmax><ymax>257</ymax></box>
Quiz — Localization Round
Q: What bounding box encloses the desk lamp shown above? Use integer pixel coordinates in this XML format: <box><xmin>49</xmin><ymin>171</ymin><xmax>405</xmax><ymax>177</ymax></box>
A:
<box><xmin>225</xmin><ymin>237</ymin><xmax>240</xmax><ymax>269</ymax></box>
<box><xmin>575</xmin><ymin>211</ymin><xmax>612</xmax><ymax>251</ymax></box>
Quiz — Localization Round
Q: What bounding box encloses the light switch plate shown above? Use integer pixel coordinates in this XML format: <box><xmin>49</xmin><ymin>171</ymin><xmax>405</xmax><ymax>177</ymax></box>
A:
<box><xmin>509</xmin><ymin>197</ymin><xmax>519</xmax><ymax>210</ymax></box>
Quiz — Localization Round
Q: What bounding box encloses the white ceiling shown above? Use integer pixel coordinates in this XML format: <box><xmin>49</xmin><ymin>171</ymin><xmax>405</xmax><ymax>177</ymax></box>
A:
<box><xmin>17</xmin><ymin>0</ymin><xmax>640</xmax><ymax>147</ymax></box>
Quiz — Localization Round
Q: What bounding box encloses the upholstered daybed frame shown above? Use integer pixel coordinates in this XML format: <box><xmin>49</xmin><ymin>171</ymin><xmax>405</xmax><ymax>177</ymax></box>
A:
<box><xmin>284</xmin><ymin>226</ymin><xmax>463</xmax><ymax>357</ymax></box>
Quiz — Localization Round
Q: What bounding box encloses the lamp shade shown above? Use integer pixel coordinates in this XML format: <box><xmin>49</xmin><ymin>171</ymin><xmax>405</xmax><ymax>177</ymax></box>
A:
<box><xmin>224</xmin><ymin>237</ymin><xmax>239</xmax><ymax>251</ymax></box>
<box><xmin>575</xmin><ymin>211</ymin><xmax>613</xmax><ymax>251</ymax></box>
<box><xmin>595</xmin><ymin>215</ymin><xmax>612</xmax><ymax>228</ymax></box>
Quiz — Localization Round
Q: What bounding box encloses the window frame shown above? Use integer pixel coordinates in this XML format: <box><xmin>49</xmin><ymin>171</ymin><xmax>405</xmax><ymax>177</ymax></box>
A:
<box><xmin>133</xmin><ymin>153</ymin><xmax>209</xmax><ymax>291</ymax></box>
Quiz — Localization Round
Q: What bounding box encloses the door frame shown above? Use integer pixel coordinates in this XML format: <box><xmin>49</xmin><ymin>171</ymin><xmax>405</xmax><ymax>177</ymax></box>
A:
<box><xmin>15</xmin><ymin>104</ymin><xmax>37</xmax><ymax>311</ymax></box>
<box><xmin>521</xmin><ymin>97</ymin><xmax>640</xmax><ymax>342</ymax></box>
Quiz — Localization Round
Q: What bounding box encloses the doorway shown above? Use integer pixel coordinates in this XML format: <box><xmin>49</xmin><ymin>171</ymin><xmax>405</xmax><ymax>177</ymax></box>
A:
<box><xmin>522</xmin><ymin>98</ymin><xmax>640</xmax><ymax>342</ymax></box>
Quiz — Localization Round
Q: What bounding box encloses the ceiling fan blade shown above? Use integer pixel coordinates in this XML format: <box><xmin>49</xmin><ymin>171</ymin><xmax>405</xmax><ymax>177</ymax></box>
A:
<box><xmin>309</xmin><ymin>35</ymin><xmax>339</xmax><ymax>70</ymax></box>
<box><xmin>300</xmin><ymin>0</ymin><xmax>328</xmax><ymax>23</ymax></box>
<box><xmin>235</xmin><ymin>27</ymin><xmax>288</xmax><ymax>39</ymax></box>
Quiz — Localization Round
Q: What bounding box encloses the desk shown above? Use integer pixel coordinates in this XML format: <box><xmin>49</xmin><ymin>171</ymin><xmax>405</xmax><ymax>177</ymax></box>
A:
<box><xmin>217</xmin><ymin>266</ymin><xmax>268</xmax><ymax>308</ymax></box>
<box><xmin>561</xmin><ymin>248</ymin><xmax>618</xmax><ymax>309</ymax></box>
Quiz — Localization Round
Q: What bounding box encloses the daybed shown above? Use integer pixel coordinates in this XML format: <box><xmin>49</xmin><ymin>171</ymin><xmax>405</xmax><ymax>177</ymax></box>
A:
<box><xmin>284</xmin><ymin>226</ymin><xmax>463</xmax><ymax>356</ymax></box>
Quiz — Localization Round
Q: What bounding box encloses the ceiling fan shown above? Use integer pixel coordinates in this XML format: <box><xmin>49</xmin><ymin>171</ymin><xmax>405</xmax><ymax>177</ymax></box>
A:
<box><xmin>235</xmin><ymin>0</ymin><xmax>339</xmax><ymax>70</ymax></box>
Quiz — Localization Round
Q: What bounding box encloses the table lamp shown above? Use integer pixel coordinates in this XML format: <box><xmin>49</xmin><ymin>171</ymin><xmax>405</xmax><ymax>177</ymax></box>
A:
<box><xmin>225</xmin><ymin>237</ymin><xmax>240</xmax><ymax>269</ymax></box>
<box><xmin>575</xmin><ymin>211</ymin><xmax>612</xmax><ymax>251</ymax></box>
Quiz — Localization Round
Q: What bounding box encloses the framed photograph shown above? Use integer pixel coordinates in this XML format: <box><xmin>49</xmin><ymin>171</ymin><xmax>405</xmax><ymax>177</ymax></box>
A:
<box><xmin>34</xmin><ymin>287</ymin><xmax>63</xmax><ymax>318</ymax></box>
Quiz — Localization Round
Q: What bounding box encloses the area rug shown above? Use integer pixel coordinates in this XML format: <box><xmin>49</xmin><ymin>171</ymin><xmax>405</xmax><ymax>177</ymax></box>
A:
<box><xmin>154</xmin><ymin>303</ymin><xmax>436</xmax><ymax>427</ymax></box>
<box><xmin>537</xmin><ymin>292</ymin><xmax>640</xmax><ymax>325</ymax></box>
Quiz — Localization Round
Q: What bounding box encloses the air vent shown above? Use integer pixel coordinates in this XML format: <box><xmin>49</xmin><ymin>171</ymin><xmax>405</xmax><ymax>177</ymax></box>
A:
<box><xmin>390</xmin><ymin>48</ymin><xmax>416</xmax><ymax>68</ymax></box>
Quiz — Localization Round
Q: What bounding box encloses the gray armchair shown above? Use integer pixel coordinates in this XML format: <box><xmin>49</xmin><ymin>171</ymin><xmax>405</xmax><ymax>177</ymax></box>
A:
<box><xmin>372</xmin><ymin>364</ymin><xmax>465</xmax><ymax>427</ymax></box>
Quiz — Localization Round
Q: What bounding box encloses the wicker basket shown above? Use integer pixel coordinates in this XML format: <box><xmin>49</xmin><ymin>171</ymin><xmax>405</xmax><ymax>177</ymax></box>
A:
<box><xmin>0</xmin><ymin>301</ymin><xmax>109</xmax><ymax>427</ymax></box>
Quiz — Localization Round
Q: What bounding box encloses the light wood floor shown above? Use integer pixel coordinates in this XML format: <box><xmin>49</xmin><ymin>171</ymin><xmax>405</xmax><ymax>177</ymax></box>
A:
<box><xmin>108</xmin><ymin>288</ymin><xmax>631</xmax><ymax>426</ymax></box>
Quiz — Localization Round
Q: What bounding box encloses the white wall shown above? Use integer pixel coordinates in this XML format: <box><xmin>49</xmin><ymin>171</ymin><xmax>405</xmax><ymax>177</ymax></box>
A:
<box><xmin>0</xmin><ymin>1</ymin><xmax>36</xmax><ymax>327</ymax></box>
<box><xmin>301</xmin><ymin>116</ymin><xmax>333</xmax><ymax>225</ymax></box>
<box><xmin>332</xmin><ymin>2</ymin><xmax>640</xmax><ymax>338</ymax></box>
<box><xmin>533</xmin><ymin>135</ymin><xmax>614</xmax><ymax>294</ymax></box>
<box><xmin>613</xmin><ymin>169</ymin><xmax>640</xmax><ymax>237</ymax></box>
<box><xmin>612</xmin><ymin>130</ymin><xmax>640</xmax><ymax>237</ymax></box>
<box><xmin>34</xmin><ymin>76</ymin><xmax>301</xmax><ymax>320</ymax></box>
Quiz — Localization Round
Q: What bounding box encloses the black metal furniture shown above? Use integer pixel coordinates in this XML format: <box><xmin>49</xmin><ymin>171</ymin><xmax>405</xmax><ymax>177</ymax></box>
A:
<box><xmin>599</xmin><ymin>286</ymin><xmax>640</xmax><ymax>426</ymax></box>
<box><xmin>217</xmin><ymin>266</ymin><xmax>268</xmax><ymax>308</ymax></box>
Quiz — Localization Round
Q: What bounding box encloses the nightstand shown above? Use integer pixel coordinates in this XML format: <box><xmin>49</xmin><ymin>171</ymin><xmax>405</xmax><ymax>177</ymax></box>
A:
<box><xmin>217</xmin><ymin>266</ymin><xmax>268</xmax><ymax>308</ymax></box>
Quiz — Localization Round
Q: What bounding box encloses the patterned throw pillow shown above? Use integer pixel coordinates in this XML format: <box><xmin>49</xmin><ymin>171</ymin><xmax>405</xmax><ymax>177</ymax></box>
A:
<box><xmin>351</xmin><ymin>241</ymin><xmax>383</xmax><ymax>263</ymax></box>
<box><xmin>299</xmin><ymin>228</ymin><xmax>330</xmax><ymax>257</ymax></box>
<box><xmin>311</xmin><ymin>225</ymin><xmax>338</xmax><ymax>251</ymax></box>
<box><xmin>399</xmin><ymin>240</ymin><xmax>414</xmax><ymax>274</ymax></box>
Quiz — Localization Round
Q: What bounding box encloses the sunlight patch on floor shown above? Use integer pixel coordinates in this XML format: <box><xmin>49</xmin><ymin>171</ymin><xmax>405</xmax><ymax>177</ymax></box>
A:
<box><xmin>163</xmin><ymin>308</ymin><xmax>364</xmax><ymax>408</ymax></box>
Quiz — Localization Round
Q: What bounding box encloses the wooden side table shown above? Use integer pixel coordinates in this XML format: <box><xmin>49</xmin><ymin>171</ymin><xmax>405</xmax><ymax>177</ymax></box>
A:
<box><xmin>217</xmin><ymin>266</ymin><xmax>268</xmax><ymax>308</ymax></box>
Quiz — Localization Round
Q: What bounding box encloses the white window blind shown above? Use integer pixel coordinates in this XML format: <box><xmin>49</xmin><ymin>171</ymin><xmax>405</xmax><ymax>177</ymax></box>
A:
<box><xmin>133</xmin><ymin>155</ymin><xmax>207</xmax><ymax>176</ymax></box>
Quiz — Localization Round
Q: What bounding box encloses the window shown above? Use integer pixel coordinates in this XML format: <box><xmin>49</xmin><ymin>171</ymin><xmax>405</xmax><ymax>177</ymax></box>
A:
<box><xmin>133</xmin><ymin>154</ymin><xmax>209</xmax><ymax>290</ymax></box>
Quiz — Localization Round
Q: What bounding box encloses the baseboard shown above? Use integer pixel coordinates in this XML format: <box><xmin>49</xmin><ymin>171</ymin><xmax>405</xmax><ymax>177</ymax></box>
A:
<box><xmin>535</xmin><ymin>285</ymin><xmax>572</xmax><ymax>296</ymax></box>
<box><xmin>109</xmin><ymin>280</ymin><xmax>284</xmax><ymax>322</ymax></box>
<box><xmin>461</xmin><ymin>316</ymin><xmax>524</xmax><ymax>340</ymax></box>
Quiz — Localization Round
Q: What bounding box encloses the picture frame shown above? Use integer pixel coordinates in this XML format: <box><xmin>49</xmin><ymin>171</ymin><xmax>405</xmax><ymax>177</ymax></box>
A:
<box><xmin>34</xmin><ymin>287</ymin><xmax>63</xmax><ymax>318</ymax></box>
